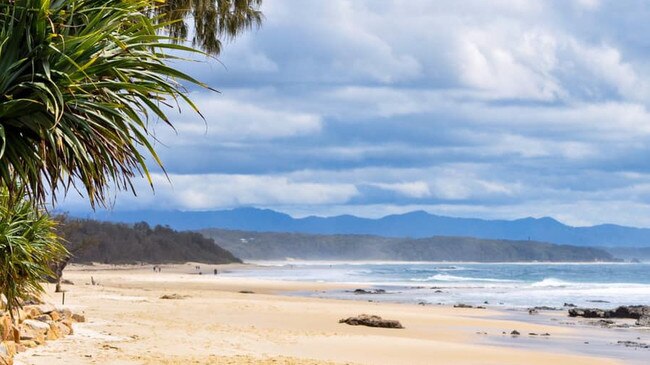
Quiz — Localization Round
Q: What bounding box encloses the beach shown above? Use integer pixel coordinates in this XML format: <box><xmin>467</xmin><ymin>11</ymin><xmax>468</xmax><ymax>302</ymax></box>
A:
<box><xmin>14</xmin><ymin>263</ymin><xmax>633</xmax><ymax>365</ymax></box>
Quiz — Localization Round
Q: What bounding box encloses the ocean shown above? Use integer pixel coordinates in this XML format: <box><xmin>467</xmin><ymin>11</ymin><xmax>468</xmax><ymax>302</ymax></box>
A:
<box><xmin>222</xmin><ymin>261</ymin><xmax>650</xmax><ymax>308</ymax></box>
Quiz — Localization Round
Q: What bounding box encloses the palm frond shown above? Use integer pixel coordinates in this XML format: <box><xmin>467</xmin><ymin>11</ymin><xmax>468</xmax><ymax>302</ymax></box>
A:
<box><xmin>0</xmin><ymin>0</ymin><xmax>208</xmax><ymax>208</ymax></box>
<box><xmin>0</xmin><ymin>187</ymin><xmax>68</xmax><ymax>317</ymax></box>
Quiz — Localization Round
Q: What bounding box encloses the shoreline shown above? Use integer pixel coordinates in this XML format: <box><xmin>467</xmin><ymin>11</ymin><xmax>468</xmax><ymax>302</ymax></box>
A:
<box><xmin>14</xmin><ymin>263</ymin><xmax>643</xmax><ymax>364</ymax></box>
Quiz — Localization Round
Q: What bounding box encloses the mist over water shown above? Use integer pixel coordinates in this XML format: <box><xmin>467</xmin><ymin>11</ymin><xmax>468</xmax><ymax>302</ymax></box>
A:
<box><xmin>223</xmin><ymin>262</ymin><xmax>650</xmax><ymax>308</ymax></box>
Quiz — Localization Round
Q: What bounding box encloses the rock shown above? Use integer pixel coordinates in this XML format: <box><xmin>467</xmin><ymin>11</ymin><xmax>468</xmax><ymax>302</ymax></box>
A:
<box><xmin>453</xmin><ymin>303</ymin><xmax>473</xmax><ymax>308</ymax></box>
<box><xmin>339</xmin><ymin>314</ymin><xmax>404</xmax><ymax>329</ymax></box>
<box><xmin>19</xmin><ymin>340</ymin><xmax>37</xmax><ymax>349</ymax></box>
<box><xmin>636</xmin><ymin>315</ymin><xmax>650</xmax><ymax>326</ymax></box>
<box><xmin>568</xmin><ymin>308</ymin><xmax>607</xmax><ymax>318</ymax></box>
<box><xmin>159</xmin><ymin>294</ymin><xmax>187</xmax><ymax>300</ymax></box>
<box><xmin>0</xmin><ymin>342</ymin><xmax>14</xmax><ymax>365</ymax></box>
<box><xmin>528</xmin><ymin>309</ymin><xmax>539</xmax><ymax>315</ymax></box>
<box><xmin>56</xmin><ymin>322</ymin><xmax>72</xmax><ymax>336</ymax></box>
<box><xmin>21</xmin><ymin>320</ymin><xmax>49</xmax><ymax>333</ymax></box>
<box><xmin>61</xmin><ymin>319</ymin><xmax>73</xmax><ymax>331</ymax></box>
<box><xmin>59</xmin><ymin>308</ymin><xmax>72</xmax><ymax>320</ymax></box>
<box><xmin>238</xmin><ymin>290</ymin><xmax>254</xmax><ymax>294</ymax></box>
<box><xmin>609</xmin><ymin>305</ymin><xmax>650</xmax><ymax>319</ymax></box>
<box><xmin>0</xmin><ymin>315</ymin><xmax>12</xmax><ymax>341</ymax></box>
<box><xmin>71</xmin><ymin>314</ymin><xmax>86</xmax><ymax>323</ymax></box>
<box><xmin>18</xmin><ymin>328</ymin><xmax>44</xmax><ymax>345</ymax></box>
<box><xmin>49</xmin><ymin>311</ymin><xmax>61</xmax><ymax>322</ymax></box>
<box><xmin>569</xmin><ymin>305</ymin><xmax>650</xmax><ymax>320</ymax></box>
<box><xmin>34</xmin><ymin>304</ymin><xmax>56</xmax><ymax>315</ymax></box>
<box><xmin>352</xmin><ymin>289</ymin><xmax>386</xmax><ymax>295</ymax></box>
<box><xmin>532</xmin><ymin>306</ymin><xmax>558</xmax><ymax>311</ymax></box>
<box><xmin>21</xmin><ymin>306</ymin><xmax>42</xmax><ymax>320</ymax></box>
<box><xmin>563</xmin><ymin>303</ymin><xmax>577</xmax><ymax>308</ymax></box>
<box><xmin>46</xmin><ymin>323</ymin><xmax>61</xmax><ymax>341</ymax></box>
<box><xmin>617</xmin><ymin>340</ymin><xmax>650</xmax><ymax>349</ymax></box>
<box><xmin>434</xmin><ymin>290</ymin><xmax>443</xmax><ymax>293</ymax></box>
<box><xmin>33</xmin><ymin>315</ymin><xmax>52</xmax><ymax>322</ymax></box>
<box><xmin>510</xmin><ymin>330</ymin><xmax>520</xmax><ymax>336</ymax></box>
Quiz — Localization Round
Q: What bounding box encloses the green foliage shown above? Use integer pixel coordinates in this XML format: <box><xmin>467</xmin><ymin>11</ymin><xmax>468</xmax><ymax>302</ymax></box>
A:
<box><xmin>157</xmin><ymin>0</ymin><xmax>263</xmax><ymax>55</ymax></box>
<box><xmin>202</xmin><ymin>228</ymin><xmax>616</xmax><ymax>262</ymax></box>
<box><xmin>0</xmin><ymin>0</ymin><xmax>208</xmax><ymax>208</ymax></box>
<box><xmin>0</xmin><ymin>188</ymin><xmax>67</xmax><ymax>316</ymax></box>
<box><xmin>57</xmin><ymin>218</ymin><xmax>241</xmax><ymax>264</ymax></box>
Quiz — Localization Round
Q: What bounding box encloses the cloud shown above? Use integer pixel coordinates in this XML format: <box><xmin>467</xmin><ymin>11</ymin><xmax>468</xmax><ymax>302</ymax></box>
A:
<box><xmin>156</xmin><ymin>93</ymin><xmax>322</xmax><ymax>144</ymax></box>
<box><xmin>372</xmin><ymin>182</ymin><xmax>432</xmax><ymax>198</ymax></box>
<box><xmin>151</xmin><ymin>174</ymin><xmax>358</xmax><ymax>210</ymax></box>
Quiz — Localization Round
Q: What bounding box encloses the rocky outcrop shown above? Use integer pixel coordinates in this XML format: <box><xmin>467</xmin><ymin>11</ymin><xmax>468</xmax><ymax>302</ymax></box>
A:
<box><xmin>339</xmin><ymin>314</ymin><xmax>404</xmax><ymax>329</ymax></box>
<box><xmin>568</xmin><ymin>305</ymin><xmax>650</xmax><ymax>324</ymax></box>
<box><xmin>0</xmin><ymin>304</ymin><xmax>84</xmax><ymax>365</ymax></box>
<box><xmin>637</xmin><ymin>315</ymin><xmax>650</xmax><ymax>326</ymax></box>
<box><xmin>351</xmin><ymin>289</ymin><xmax>386</xmax><ymax>295</ymax></box>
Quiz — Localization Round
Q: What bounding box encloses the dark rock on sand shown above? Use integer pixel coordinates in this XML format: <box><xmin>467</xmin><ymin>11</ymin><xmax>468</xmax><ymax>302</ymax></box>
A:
<box><xmin>159</xmin><ymin>294</ymin><xmax>187</xmax><ymax>300</ymax></box>
<box><xmin>510</xmin><ymin>330</ymin><xmax>520</xmax><ymax>336</ymax></box>
<box><xmin>617</xmin><ymin>340</ymin><xmax>650</xmax><ymax>349</ymax></box>
<box><xmin>568</xmin><ymin>308</ymin><xmax>607</xmax><ymax>318</ymax></box>
<box><xmin>532</xmin><ymin>306</ymin><xmax>559</xmax><ymax>311</ymax></box>
<box><xmin>570</xmin><ymin>305</ymin><xmax>650</xmax><ymax>320</ymax></box>
<box><xmin>454</xmin><ymin>303</ymin><xmax>474</xmax><ymax>308</ymax></box>
<box><xmin>636</xmin><ymin>315</ymin><xmax>650</xmax><ymax>326</ymax></box>
<box><xmin>610</xmin><ymin>305</ymin><xmax>650</xmax><ymax>319</ymax></box>
<box><xmin>352</xmin><ymin>289</ymin><xmax>386</xmax><ymax>295</ymax></box>
<box><xmin>339</xmin><ymin>314</ymin><xmax>403</xmax><ymax>329</ymax></box>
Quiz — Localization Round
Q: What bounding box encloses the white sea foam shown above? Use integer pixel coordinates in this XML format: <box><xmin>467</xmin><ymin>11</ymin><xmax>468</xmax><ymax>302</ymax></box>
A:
<box><xmin>530</xmin><ymin>278</ymin><xmax>572</xmax><ymax>287</ymax></box>
<box><xmin>411</xmin><ymin>274</ymin><xmax>519</xmax><ymax>283</ymax></box>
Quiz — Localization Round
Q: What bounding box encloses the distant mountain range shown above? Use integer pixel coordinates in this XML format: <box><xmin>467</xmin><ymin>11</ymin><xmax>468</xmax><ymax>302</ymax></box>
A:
<box><xmin>201</xmin><ymin>228</ymin><xmax>615</xmax><ymax>262</ymax></box>
<box><xmin>80</xmin><ymin>207</ymin><xmax>650</xmax><ymax>247</ymax></box>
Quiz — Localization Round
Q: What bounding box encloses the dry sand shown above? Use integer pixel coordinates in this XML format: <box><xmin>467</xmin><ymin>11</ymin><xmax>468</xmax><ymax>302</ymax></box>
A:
<box><xmin>14</xmin><ymin>263</ymin><xmax>622</xmax><ymax>365</ymax></box>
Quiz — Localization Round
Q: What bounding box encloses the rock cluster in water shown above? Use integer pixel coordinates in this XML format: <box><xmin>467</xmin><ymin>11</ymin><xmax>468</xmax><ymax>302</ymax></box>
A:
<box><xmin>0</xmin><ymin>300</ymin><xmax>85</xmax><ymax>365</ymax></box>
<box><xmin>568</xmin><ymin>305</ymin><xmax>650</xmax><ymax>326</ymax></box>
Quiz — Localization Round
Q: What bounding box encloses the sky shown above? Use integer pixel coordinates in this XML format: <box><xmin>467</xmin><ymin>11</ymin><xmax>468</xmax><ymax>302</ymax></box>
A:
<box><xmin>60</xmin><ymin>0</ymin><xmax>650</xmax><ymax>227</ymax></box>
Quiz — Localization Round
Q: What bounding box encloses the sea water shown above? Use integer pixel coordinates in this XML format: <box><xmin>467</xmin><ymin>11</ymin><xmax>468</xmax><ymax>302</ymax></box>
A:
<box><xmin>221</xmin><ymin>261</ymin><xmax>650</xmax><ymax>308</ymax></box>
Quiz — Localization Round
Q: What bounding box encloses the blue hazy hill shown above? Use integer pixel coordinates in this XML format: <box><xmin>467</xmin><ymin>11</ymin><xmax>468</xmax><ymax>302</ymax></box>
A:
<box><xmin>78</xmin><ymin>207</ymin><xmax>650</xmax><ymax>247</ymax></box>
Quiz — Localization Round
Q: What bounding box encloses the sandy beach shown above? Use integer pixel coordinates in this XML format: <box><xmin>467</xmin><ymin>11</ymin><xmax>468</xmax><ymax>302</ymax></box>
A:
<box><xmin>13</xmin><ymin>263</ymin><xmax>626</xmax><ymax>365</ymax></box>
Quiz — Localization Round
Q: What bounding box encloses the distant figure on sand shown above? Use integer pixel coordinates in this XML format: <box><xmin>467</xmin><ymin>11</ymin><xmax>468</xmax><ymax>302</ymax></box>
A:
<box><xmin>214</xmin><ymin>269</ymin><xmax>218</xmax><ymax>275</ymax></box>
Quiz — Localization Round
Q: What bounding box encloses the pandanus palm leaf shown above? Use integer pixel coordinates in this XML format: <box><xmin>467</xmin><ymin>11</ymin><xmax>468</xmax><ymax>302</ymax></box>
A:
<box><xmin>157</xmin><ymin>0</ymin><xmax>263</xmax><ymax>55</ymax></box>
<box><xmin>0</xmin><ymin>188</ymin><xmax>68</xmax><ymax>316</ymax></box>
<box><xmin>0</xmin><ymin>0</ymin><xmax>208</xmax><ymax>207</ymax></box>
